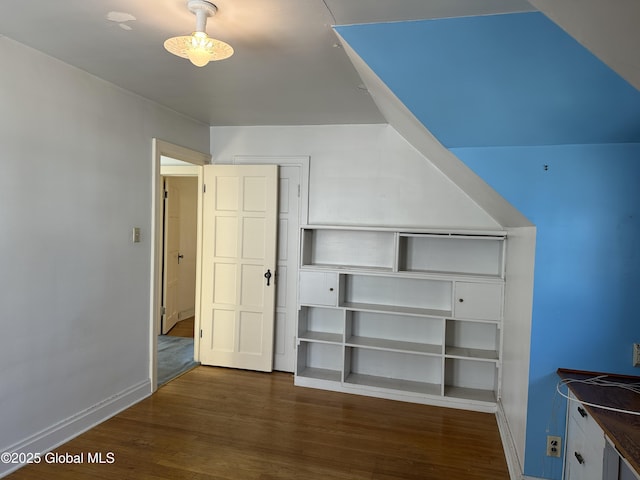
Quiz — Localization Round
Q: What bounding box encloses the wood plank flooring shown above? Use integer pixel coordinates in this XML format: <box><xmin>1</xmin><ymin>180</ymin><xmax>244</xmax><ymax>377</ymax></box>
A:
<box><xmin>6</xmin><ymin>366</ymin><xmax>509</xmax><ymax>480</ymax></box>
<box><xmin>166</xmin><ymin>317</ymin><xmax>194</xmax><ymax>338</ymax></box>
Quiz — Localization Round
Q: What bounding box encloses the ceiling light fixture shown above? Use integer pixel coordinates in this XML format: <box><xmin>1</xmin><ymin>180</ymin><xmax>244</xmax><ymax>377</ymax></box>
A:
<box><xmin>164</xmin><ymin>0</ymin><xmax>233</xmax><ymax>67</ymax></box>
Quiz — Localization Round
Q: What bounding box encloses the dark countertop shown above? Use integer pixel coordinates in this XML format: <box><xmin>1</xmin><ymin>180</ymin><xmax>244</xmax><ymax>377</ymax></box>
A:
<box><xmin>557</xmin><ymin>369</ymin><xmax>640</xmax><ymax>474</ymax></box>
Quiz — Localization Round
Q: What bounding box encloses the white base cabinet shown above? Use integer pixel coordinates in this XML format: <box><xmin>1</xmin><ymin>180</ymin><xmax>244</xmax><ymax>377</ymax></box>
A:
<box><xmin>295</xmin><ymin>226</ymin><xmax>506</xmax><ymax>412</ymax></box>
<box><xmin>565</xmin><ymin>392</ymin><xmax>640</xmax><ymax>480</ymax></box>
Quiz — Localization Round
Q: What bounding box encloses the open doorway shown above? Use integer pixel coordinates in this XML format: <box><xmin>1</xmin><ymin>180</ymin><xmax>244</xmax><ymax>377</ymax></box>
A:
<box><xmin>158</xmin><ymin>168</ymin><xmax>199</xmax><ymax>385</ymax></box>
<box><xmin>151</xmin><ymin>139</ymin><xmax>209</xmax><ymax>392</ymax></box>
<box><xmin>151</xmin><ymin>142</ymin><xmax>311</xmax><ymax>388</ymax></box>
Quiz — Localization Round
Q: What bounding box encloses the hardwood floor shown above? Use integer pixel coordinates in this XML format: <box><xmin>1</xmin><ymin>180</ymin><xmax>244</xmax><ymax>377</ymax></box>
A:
<box><xmin>166</xmin><ymin>316</ymin><xmax>194</xmax><ymax>338</ymax></box>
<box><xmin>6</xmin><ymin>366</ymin><xmax>509</xmax><ymax>480</ymax></box>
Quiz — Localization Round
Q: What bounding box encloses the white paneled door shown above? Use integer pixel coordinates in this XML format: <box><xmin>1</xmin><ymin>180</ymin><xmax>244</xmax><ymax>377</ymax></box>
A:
<box><xmin>162</xmin><ymin>177</ymin><xmax>180</xmax><ymax>334</ymax></box>
<box><xmin>200</xmin><ymin>165</ymin><xmax>278</xmax><ymax>372</ymax></box>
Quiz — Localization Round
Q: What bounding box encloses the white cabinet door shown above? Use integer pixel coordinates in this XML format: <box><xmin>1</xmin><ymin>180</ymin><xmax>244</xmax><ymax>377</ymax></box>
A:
<box><xmin>454</xmin><ymin>282</ymin><xmax>503</xmax><ymax>320</ymax></box>
<box><xmin>299</xmin><ymin>271</ymin><xmax>338</xmax><ymax>306</ymax></box>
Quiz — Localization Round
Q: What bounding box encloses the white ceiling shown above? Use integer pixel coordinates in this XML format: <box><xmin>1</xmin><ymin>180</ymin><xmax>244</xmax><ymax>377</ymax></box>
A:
<box><xmin>0</xmin><ymin>0</ymin><xmax>535</xmax><ymax>126</ymax></box>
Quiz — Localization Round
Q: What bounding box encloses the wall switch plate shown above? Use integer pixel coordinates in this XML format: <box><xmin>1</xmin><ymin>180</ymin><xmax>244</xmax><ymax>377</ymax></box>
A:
<box><xmin>633</xmin><ymin>344</ymin><xmax>640</xmax><ymax>367</ymax></box>
<box><xmin>132</xmin><ymin>227</ymin><xmax>141</xmax><ymax>243</ymax></box>
<box><xmin>546</xmin><ymin>435</ymin><xmax>561</xmax><ymax>457</ymax></box>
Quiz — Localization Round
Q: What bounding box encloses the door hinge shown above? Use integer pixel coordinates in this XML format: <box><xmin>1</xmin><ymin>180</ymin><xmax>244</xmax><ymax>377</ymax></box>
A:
<box><xmin>297</xmin><ymin>184</ymin><xmax>300</xmax><ymax>197</ymax></box>
<box><xmin>164</xmin><ymin>190</ymin><xmax>168</xmax><ymax>199</ymax></box>
<box><xmin>161</xmin><ymin>306</ymin><xmax>166</xmax><ymax>315</ymax></box>
<box><xmin>200</xmin><ymin>329</ymin><xmax>203</xmax><ymax>338</ymax></box>
<box><xmin>203</xmin><ymin>184</ymin><xmax>206</xmax><ymax>193</ymax></box>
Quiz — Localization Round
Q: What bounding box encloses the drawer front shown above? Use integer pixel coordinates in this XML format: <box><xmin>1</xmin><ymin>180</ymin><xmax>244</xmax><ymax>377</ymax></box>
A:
<box><xmin>453</xmin><ymin>282</ymin><xmax>503</xmax><ymax>320</ymax></box>
<box><xmin>566</xmin><ymin>415</ymin><xmax>604</xmax><ymax>480</ymax></box>
<box><xmin>565</xmin><ymin>396</ymin><xmax>606</xmax><ymax>480</ymax></box>
<box><xmin>568</xmin><ymin>400</ymin><xmax>606</xmax><ymax>451</ymax></box>
<box><xmin>299</xmin><ymin>271</ymin><xmax>338</xmax><ymax>306</ymax></box>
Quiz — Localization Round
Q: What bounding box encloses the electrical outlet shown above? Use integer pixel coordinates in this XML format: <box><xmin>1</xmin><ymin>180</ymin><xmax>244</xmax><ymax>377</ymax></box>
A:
<box><xmin>634</xmin><ymin>344</ymin><xmax>640</xmax><ymax>367</ymax></box>
<box><xmin>546</xmin><ymin>435</ymin><xmax>561</xmax><ymax>457</ymax></box>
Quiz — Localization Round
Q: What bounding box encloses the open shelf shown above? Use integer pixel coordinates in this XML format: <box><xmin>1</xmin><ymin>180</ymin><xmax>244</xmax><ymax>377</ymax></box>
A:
<box><xmin>345</xmin><ymin>309</ymin><xmax>443</xmax><ymax>355</ymax></box>
<box><xmin>397</xmin><ymin>233</ymin><xmax>505</xmax><ymax>279</ymax></box>
<box><xmin>300</xmin><ymin>331</ymin><xmax>343</xmax><ymax>344</ymax></box>
<box><xmin>297</xmin><ymin>367</ymin><xmax>342</xmax><ymax>383</ymax></box>
<box><xmin>444</xmin><ymin>385</ymin><xmax>497</xmax><ymax>403</ymax></box>
<box><xmin>298</xmin><ymin>306</ymin><xmax>343</xmax><ymax>343</ymax></box>
<box><xmin>344</xmin><ymin>347</ymin><xmax>442</xmax><ymax>393</ymax></box>
<box><xmin>445</xmin><ymin>346</ymin><xmax>498</xmax><ymax>361</ymax></box>
<box><xmin>445</xmin><ymin>320</ymin><xmax>499</xmax><ymax>361</ymax></box>
<box><xmin>301</xmin><ymin>264</ymin><xmax>393</xmax><ymax>273</ymax></box>
<box><xmin>342</xmin><ymin>302</ymin><xmax>451</xmax><ymax>318</ymax></box>
<box><xmin>444</xmin><ymin>358</ymin><xmax>498</xmax><ymax>402</ymax></box>
<box><xmin>346</xmin><ymin>336</ymin><xmax>442</xmax><ymax>356</ymax></box>
<box><xmin>343</xmin><ymin>275</ymin><xmax>452</xmax><ymax>314</ymax></box>
<box><xmin>296</xmin><ymin>341</ymin><xmax>343</xmax><ymax>382</ymax></box>
<box><xmin>301</xmin><ymin>228</ymin><xmax>395</xmax><ymax>270</ymax></box>
<box><xmin>345</xmin><ymin>373</ymin><xmax>441</xmax><ymax>396</ymax></box>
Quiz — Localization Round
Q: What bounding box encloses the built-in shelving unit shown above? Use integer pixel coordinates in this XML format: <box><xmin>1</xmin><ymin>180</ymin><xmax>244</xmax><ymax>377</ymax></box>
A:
<box><xmin>295</xmin><ymin>225</ymin><xmax>506</xmax><ymax>412</ymax></box>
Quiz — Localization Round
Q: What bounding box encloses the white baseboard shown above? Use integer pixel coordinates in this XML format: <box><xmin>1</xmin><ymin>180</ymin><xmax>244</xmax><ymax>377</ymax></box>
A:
<box><xmin>0</xmin><ymin>379</ymin><xmax>151</xmax><ymax>478</ymax></box>
<box><xmin>496</xmin><ymin>401</ymin><xmax>525</xmax><ymax>480</ymax></box>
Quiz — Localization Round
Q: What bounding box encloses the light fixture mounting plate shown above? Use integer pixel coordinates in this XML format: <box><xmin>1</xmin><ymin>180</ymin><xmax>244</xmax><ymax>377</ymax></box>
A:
<box><xmin>187</xmin><ymin>0</ymin><xmax>217</xmax><ymax>17</ymax></box>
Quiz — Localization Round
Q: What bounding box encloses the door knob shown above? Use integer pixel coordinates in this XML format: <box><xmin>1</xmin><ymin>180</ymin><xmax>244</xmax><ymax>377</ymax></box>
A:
<box><xmin>177</xmin><ymin>254</ymin><xmax>184</xmax><ymax>264</ymax></box>
<box><xmin>264</xmin><ymin>269</ymin><xmax>272</xmax><ymax>286</ymax></box>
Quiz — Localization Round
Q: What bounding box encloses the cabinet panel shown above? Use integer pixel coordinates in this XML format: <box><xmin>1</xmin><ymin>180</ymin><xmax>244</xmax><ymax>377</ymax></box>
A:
<box><xmin>454</xmin><ymin>282</ymin><xmax>503</xmax><ymax>320</ymax></box>
<box><xmin>299</xmin><ymin>271</ymin><xmax>338</xmax><ymax>306</ymax></box>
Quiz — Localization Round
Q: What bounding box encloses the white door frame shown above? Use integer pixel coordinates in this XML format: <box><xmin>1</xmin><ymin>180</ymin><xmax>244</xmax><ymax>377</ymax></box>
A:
<box><xmin>151</xmin><ymin>139</ymin><xmax>210</xmax><ymax>392</ymax></box>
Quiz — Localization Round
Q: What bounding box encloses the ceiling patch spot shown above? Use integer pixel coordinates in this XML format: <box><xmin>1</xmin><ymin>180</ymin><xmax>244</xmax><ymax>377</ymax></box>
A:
<box><xmin>107</xmin><ymin>11</ymin><xmax>137</xmax><ymax>23</ymax></box>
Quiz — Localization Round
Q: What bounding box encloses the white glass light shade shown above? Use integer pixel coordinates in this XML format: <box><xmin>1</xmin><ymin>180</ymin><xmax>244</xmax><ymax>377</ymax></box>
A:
<box><xmin>164</xmin><ymin>31</ymin><xmax>233</xmax><ymax>67</ymax></box>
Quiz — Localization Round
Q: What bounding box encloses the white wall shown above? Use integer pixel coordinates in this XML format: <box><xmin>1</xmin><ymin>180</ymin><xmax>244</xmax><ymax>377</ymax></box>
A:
<box><xmin>0</xmin><ymin>37</ymin><xmax>209</xmax><ymax>473</ymax></box>
<box><xmin>211</xmin><ymin>125</ymin><xmax>500</xmax><ymax>229</ymax></box>
<box><xmin>175</xmin><ymin>177</ymin><xmax>198</xmax><ymax>318</ymax></box>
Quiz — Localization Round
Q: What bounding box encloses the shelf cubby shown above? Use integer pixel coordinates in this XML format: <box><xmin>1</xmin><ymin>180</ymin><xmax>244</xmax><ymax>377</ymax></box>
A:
<box><xmin>344</xmin><ymin>347</ymin><xmax>442</xmax><ymax>396</ymax></box>
<box><xmin>296</xmin><ymin>341</ymin><xmax>342</xmax><ymax>382</ymax></box>
<box><xmin>301</xmin><ymin>227</ymin><xmax>395</xmax><ymax>271</ymax></box>
<box><xmin>341</xmin><ymin>274</ymin><xmax>452</xmax><ymax>315</ymax></box>
<box><xmin>397</xmin><ymin>233</ymin><xmax>505</xmax><ymax>278</ymax></box>
<box><xmin>445</xmin><ymin>320</ymin><xmax>499</xmax><ymax>361</ymax></box>
<box><xmin>345</xmin><ymin>310</ymin><xmax>442</xmax><ymax>356</ymax></box>
<box><xmin>298</xmin><ymin>306</ymin><xmax>343</xmax><ymax>344</ymax></box>
<box><xmin>444</xmin><ymin>358</ymin><xmax>498</xmax><ymax>403</ymax></box>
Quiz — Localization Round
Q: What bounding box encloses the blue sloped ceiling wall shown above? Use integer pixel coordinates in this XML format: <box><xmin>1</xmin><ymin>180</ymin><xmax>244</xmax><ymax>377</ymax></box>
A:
<box><xmin>337</xmin><ymin>11</ymin><xmax>640</xmax><ymax>479</ymax></box>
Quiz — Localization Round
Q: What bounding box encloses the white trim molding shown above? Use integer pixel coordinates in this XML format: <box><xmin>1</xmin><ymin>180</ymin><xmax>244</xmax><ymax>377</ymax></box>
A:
<box><xmin>496</xmin><ymin>400</ymin><xmax>526</xmax><ymax>480</ymax></box>
<box><xmin>0</xmin><ymin>380</ymin><xmax>149</xmax><ymax>478</ymax></box>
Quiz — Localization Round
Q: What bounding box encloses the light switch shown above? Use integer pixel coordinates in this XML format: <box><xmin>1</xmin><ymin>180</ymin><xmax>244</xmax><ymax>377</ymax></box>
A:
<box><xmin>132</xmin><ymin>227</ymin><xmax>141</xmax><ymax>243</ymax></box>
